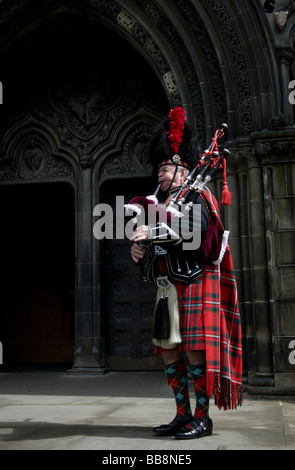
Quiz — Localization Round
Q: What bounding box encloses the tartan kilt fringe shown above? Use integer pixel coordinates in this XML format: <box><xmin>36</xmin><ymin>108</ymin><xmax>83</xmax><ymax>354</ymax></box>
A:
<box><xmin>207</xmin><ymin>372</ymin><xmax>243</xmax><ymax>410</ymax></box>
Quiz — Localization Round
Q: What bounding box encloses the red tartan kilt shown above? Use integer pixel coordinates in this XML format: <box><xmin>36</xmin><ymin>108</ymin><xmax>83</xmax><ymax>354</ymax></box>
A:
<box><xmin>156</xmin><ymin>273</ymin><xmax>206</xmax><ymax>355</ymax></box>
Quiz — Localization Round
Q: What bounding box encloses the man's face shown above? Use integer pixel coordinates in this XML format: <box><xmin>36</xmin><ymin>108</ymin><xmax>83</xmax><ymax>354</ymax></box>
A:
<box><xmin>158</xmin><ymin>165</ymin><xmax>187</xmax><ymax>192</ymax></box>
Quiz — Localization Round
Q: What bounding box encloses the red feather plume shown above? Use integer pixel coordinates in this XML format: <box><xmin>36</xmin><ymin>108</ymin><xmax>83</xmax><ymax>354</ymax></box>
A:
<box><xmin>167</xmin><ymin>106</ymin><xmax>186</xmax><ymax>154</ymax></box>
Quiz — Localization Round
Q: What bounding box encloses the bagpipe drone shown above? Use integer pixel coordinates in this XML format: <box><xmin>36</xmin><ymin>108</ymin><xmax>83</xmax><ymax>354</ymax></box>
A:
<box><xmin>125</xmin><ymin>107</ymin><xmax>231</xmax><ymax>233</ymax></box>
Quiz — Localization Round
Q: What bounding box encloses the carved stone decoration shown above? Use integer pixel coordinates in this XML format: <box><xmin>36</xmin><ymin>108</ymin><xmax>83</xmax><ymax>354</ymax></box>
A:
<box><xmin>277</xmin><ymin>45</ymin><xmax>295</xmax><ymax>65</ymax></box>
<box><xmin>101</xmin><ymin>153</ymin><xmax>135</xmax><ymax>177</ymax></box>
<box><xmin>255</xmin><ymin>134</ymin><xmax>295</xmax><ymax>162</ymax></box>
<box><xmin>50</xmin><ymin>158</ymin><xmax>74</xmax><ymax>178</ymax></box>
<box><xmin>0</xmin><ymin>132</ymin><xmax>74</xmax><ymax>181</ymax></box>
<box><xmin>117</xmin><ymin>9</ymin><xmax>137</xmax><ymax>32</ymax></box>
<box><xmin>0</xmin><ymin>160</ymin><xmax>17</xmax><ymax>182</ymax></box>
<box><xmin>113</xmin><ymin>330</ymin><xmax>132</xmax><ymax>352</ymax></box>
<box><xmin>163</xmin><ymin>71</ymin><xmax>178</xmax><ymax>94</ymax></box>
<box><xmin>16</xmin><ymin>134</ymin><xmax>51</xmax><ymax>179</ymax></box>
<box><xmin>263</xmin><ymin>0</ymin><xmax>293</xmax><ymax>14</ymax></box>
<box><xmin>123</xmin><ymin>125</ymin><xmax>152</xmax><ymax>172</ymax></box>
<box><xmin>275</xmin><ymin>10</ymin><xmax>289</xmax><ymax>31</ymax></box>
<box><xmin>263</xmin><ymin>0</ymin><xmax>276</xmax><ymax>13</ymax></box>
<box><xmin>22</xmin><ymin>140</ymin><xmax>46</xmax><ymax>177</ymax></box>
<box><xmin>76</xmin><ymin>142</ymin><xmax>94</xmax><ymax>169</ymax></box>
<box><xmin>210</xmin><ymin>0</ymin><xmax>253</xmax><ymax>135</ymax></box>
<box><xmin>101</xmin><ymin>124</ymin><xmax>152</xmax><ymax>178</ymax></box>
<box><xmin>49</xmin><ymin>73</ymin><xmax>122</xmax><ymax>141</ymax></box>
<box><xmin>271</xmin><ymin>113</ymin><xmax>288</xmax><ymax>129</ymax></box>
<box><xmin>114</xmin><ymin>302</ymin><xmax>132</xmax><ymax>322</ymax></box>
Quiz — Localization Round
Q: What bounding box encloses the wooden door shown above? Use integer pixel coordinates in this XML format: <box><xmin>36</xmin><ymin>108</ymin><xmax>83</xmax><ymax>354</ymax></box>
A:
<box><xmin>101</xmin><ymin>178</ymin><xmax>162</xmax><ymax>370</ymax></box>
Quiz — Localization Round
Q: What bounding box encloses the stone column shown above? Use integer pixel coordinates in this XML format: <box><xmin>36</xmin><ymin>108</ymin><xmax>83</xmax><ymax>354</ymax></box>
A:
<box><xmin>234</xmin><ymin>142</ymin><xmax>274</xmax><ymax>389</ymax></box>
<box><xmin>68</xmin><ymin>167</ymin><xmax>108</xmax><ymax>374</ymax></box>
<box><xmin>247</xmin><ymin>152</ymin><xmax>274</xmax><ymax>385</ymax></box>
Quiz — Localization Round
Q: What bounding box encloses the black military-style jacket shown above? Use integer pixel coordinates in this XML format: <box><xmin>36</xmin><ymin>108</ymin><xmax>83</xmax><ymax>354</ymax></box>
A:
<box><xmin>141</xmin><ymin>188</ymin><xmax>210</xmax><ymax>283</ymax></box>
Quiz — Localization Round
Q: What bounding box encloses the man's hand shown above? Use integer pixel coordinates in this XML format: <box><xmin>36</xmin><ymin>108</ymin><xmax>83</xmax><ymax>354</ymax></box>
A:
<box><xmin>130</xmin><ymin>243</ymin><xmax>146</xmax><ymax>263</ymax></box>
<box><xmin>130</xmin><ymin>225</ymin><xmax>149</xmax><ymax>243</ymax></box>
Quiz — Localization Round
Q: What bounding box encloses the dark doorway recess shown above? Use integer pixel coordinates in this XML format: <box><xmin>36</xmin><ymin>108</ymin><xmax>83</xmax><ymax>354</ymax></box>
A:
<box><xmin>101</xmin><ymin>177</ymin><xmax>161</xmax><ymax>370</ymax></box>
<box><xmin>0</xmin><ymin>182</ymin><xmax>75</xmax><ymax>367</ymax></box>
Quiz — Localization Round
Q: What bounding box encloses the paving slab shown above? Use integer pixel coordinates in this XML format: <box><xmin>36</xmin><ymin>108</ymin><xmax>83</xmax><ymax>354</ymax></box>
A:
<box><xmin>0</xmin><ymin>371</ymin><xmax>294</xmax><ymax>451</ymax></box>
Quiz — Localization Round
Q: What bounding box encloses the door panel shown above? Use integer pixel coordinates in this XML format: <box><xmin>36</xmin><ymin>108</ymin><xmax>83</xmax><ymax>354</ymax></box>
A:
<box><xmin>102</xmin><ymin>179</ymin><xmax>162</xmax><ymax>370</ymax></box>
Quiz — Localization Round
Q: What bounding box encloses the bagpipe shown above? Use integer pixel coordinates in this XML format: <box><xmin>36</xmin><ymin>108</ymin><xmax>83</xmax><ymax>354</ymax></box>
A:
<box><xmin>125</xmin><ymin>122</ymin><xmax>231</xmax><ymax>223</ymax></box>
<box><xmin>125</xmin><ymin>123</ymin><xmax>231</xmax><ymax>283</ymax></box>
<box><xmin>166</xmin><ymin>123</ymin><xmax>231</xmax><ymax>211</ymax></box>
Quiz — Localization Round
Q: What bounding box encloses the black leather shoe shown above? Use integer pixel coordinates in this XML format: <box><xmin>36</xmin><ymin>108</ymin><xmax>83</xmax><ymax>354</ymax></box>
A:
<box><xmin>153</xmin><ymin>415</ymin><xmax>192</xmax><ymax>436</ymax></box>
<box><xmin>175</xmin><ymin>418</ymin><xmax>213</xmax><ymax>439</ymax></box>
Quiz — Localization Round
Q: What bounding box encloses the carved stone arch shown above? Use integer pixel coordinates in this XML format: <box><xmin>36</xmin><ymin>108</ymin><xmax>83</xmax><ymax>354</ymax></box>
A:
<box><xmin>0</xmin><ymin>0</ymin><xmax>218</xmax><ymax>146</ymax></box>
<box><xmin>93</xmin><ymin>111</ymin><xmax>162</xmax><ymax>189</ymax></box>
<box><xmin>283</xmin><ymin>9</ymin><xmax>295</xmax><ymax>77</ymax></box>
<box><xmin>203</xmin><ymin>0</ymin><xmax>279</xmax><ymax>134</ymax></box>
<box><xmin>0</xmin><ymin>0</ymin><xmax>266</xmax><ymax>142</ymax></box>
<box><xmin>0</xmin><ymin>119</ymin><xmax>77</xmax><ymax>185</ymax></box>
<box><xmin>117</xmin><ymin>0</ymin><xmax>277</xmax><ymax>137</ymax></box>
<box><xmin>94</xmin><ymin>0</ymin><xmax>225</xmax><ymax>144</ymax></box>
<box><xmin>90</xmin><ymin>0</ymin><xmax>278</xmax><ymax>137</ymax></box>
<box><xmin>0</xmin><ymin>0</ymin><xmax>281</xmax><ymax>139</ymax></box>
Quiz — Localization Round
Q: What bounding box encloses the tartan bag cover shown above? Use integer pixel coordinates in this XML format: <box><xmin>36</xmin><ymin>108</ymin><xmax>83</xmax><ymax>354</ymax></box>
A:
<box><xmin>200</xmin><ymin>188</ymin><xmax>243</xmax><ymax>409</ymax></box>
